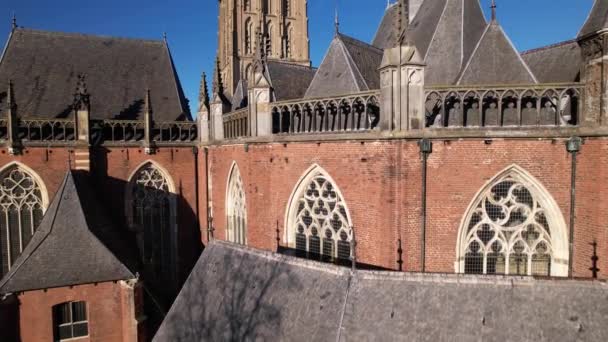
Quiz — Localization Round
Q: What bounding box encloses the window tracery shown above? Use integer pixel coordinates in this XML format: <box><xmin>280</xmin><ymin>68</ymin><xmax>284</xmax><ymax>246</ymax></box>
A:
<box><xmin>226</xmin><ymin>164</ymin><xmax>247</xmax><ymax>245</ymax></box>
<box><xmin>288</xmin><ymin>167</ymin><xmax>352</xmax><ymax>263</ymax></box>
<box><xmin>130</xmin><ymin>163</ymin><xmax>173</xmax><ymax>282</ymax></box>
<box><xmin>0</xmin><ymin>166</ymin><xmax>44</xmax><ymax>277</ymax></box>
<box><xmin>460</xmin><ymin>170</ymin><xmax>564</xmax><ymax>276</ymax></box>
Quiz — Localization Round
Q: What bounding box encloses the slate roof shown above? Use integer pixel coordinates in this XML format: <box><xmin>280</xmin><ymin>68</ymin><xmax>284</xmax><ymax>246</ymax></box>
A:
<box><xmin>579</xmin><ymin>0</ymin><xmax>608</xmax><ymax>38</ymax></box>
<box><xmin>457</xmin><ymin>21</ymin><xmax>538</xmax><ymax>85</ymax></box>
<box><xmin>522</xmin><ymin>40</ymin><xmax>581</xmax><ymax>83</ymax></box>
<box><xmin>373</xmin><ymin>0</ymin><xmax>487</xmax><ymax>85</ymax></box>
<box><xmin>0</xmin><ymin>28</ymin><xmax>191</xmax><ymax>121</ymax></box>
<box><xmin>305</xmin><ymin>33</ymin><xmax>382</xmax><ymax>98</ymax></box>
<box><xmin>155</xmin><ymin>241</ymin><xmax>608</xmax><ymax>342</ymax></box>
<box><xmin>231</xmin><ymin>79</ymin><xmax>248</xmax><ymax>110</ymax></box>
<box><xmin>266</xmin><ymin>61</ymin><xmax>316</xmax><ymax>101</ymax></box>
<box><xmin>0</xmin><ymin>171</ymin><xmax>136</xmax><ymax>294</ymax></box>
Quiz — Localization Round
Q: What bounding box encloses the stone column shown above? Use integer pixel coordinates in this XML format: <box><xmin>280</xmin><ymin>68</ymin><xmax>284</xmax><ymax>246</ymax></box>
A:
<box><xmin>210</xmin><ymin>93</ymin><xmax>228</xmax><ymax>141</ymax></box>
<box><xmin>579</xmin><ymin>33</ymin><xmax>608</xmax><ymax>126</ymax></box>
<box><xmin>379</xmin><ymin>44</ymin><xmax>426</xmax><ymax>131</ymax></box>
<box><xmin>248</xmin><ymin>67</ymin><xmax>272</xmax><ymax>137</ymax></box>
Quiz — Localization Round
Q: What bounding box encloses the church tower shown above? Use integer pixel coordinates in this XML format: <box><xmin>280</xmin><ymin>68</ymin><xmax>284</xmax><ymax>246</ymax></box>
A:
<box><xmin>216</xmin><ymin>0</ymin><xmax>311</xmax><ymax>99</ymax></box>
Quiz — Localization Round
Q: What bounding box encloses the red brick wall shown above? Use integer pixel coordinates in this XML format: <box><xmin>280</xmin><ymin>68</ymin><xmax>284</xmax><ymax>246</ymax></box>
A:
<box><xmin>16</xmin><ymin>281</ymin><xmax>140</xmax><ymax>342</ymax></box>
<box><xmin>207</xmin><ymin>137</ymin><xmax>607</xmax><ymax>279</ymax></box>
<box><xmin>0</xmin><ymin>147</ymin><xmax>202</xmax><ymax>289</ymax></box>
<box><xmin>574</xmin><ymin>138</ymin><xmax>608</xmax><ymax>278</ymax></box>
<box><xmin>91</xmin><ymin>147</ymin><xmax>202</xmax><ymax>286</ymax></box>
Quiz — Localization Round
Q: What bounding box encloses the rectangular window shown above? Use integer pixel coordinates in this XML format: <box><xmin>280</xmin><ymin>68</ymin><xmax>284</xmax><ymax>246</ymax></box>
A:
<box><xmin>53</xmin><ymin>301</ymin><xmax>89</xmax><ymax>341</ymax></box>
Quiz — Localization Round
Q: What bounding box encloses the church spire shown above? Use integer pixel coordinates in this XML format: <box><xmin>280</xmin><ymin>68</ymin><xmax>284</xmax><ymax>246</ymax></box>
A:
<box><xmin>334</xmin><ymin>6</ymin><xmax>340</xmax><ymax>35</ymax></box>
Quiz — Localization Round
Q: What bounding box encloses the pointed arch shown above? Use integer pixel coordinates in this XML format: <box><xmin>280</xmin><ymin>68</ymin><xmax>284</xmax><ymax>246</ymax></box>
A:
<box><xmin>126</xmin><ymin>160</ymin><xmax>177</xmax><ymax>285</ymax></box>
<box><xmin>226</xmin><ymin>162</ymin><xmax>247</xmax><ymax>245</ymax></box>
<box><xmin>284</xmin><ymin>164</ymin><xmax>353</xmax><ymax>262</ymax></box>
<box><xmin>0</xmin><ymin>162</ymin><xmax>48</xmax><ymax>277</ymax></box>
<box><xmin>455</xmin><ymin>165</ymin><xmax>569</xmax><ymax>277</ymax></box>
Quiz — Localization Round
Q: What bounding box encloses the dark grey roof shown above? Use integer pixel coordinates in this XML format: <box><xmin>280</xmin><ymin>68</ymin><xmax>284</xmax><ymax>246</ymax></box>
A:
<box><xmin>0</xmin><ymin>171</ymin><xmax>136</xmax><ymax>294</ymax></box>
<box><xmin>579</xmin><ymin>0</ymin><xmax>608</xmax><ymax>38</ymax></box>
<box><xmin>231</xmin><ymin>79</ymin><xmax>248</xmax><ymax>110</ymax></box>
<box><xmin>154</xmin><ymin>241</ymin><xmax>348</xmax><ymax>342</ymax></box>
<box><xmin>457</xmin><ymin>22</ymin><xmax>538</xmax><ymax>85</ymax></box>
<box><xmin>0</xmin><ymin>28</ymin><xmax>191</xmax><ymax>121</ymax></box>
<box><xmin>305</xmin><ymin>33</ymin><xmax>382</xmax><ymax>98</ymax></box>
<box><xmin>155</xmin><ymin>241</ymin><xmax>608</xmax><ymax>342</ymax></box>
<box><xmin>373</xmin><ymin>0</ymin><xmax>487</xmax><ymax>85</ymax></box>
<box><xmin>266</xmin><ymin>61</ymin><xmax>316</xmax><ymax>101</ymax></box>
<box><xmin>371</xmin><ymin>3</ymin><xmax>400</xmax><ymax>50</ymax></box>
<box><xmin>522</xmin><ymin>40</ymin><xmax>581</xmax><ymax>83</ymax></box>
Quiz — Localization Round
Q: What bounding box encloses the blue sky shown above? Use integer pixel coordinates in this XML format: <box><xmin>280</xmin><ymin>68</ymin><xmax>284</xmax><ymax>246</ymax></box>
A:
<box><xmin>0</xmin><ymin>0</ymin><xmax>595</xmax><ymax>115</ymax></box>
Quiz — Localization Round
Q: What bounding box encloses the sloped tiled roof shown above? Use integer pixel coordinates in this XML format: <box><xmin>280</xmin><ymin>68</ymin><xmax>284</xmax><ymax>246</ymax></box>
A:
<box><xmin>0</xmin><ymin>171</ymin><xmax>136</xmax><ymax>294</ymax></box>
<box><xmin>154</xmin><ymin>241</ymin><xmax>608</xmax><ymax>341</ymax></box>
<box><xmin>266</xmin><ymin>61</ymin><xmax>316</xmax><ymax>101</ymax></box>
<box><xmin>522</xmin><ymin>40</ymin><xmax>581</xmax><ymax>83</ymax></box>
<box><xmin>373</xmin><ymin>0</ymin><xmax>487</xmax><ymax>85</ymax></box>
<box><xmin>305</xmin><ymin>33</ymin><xmax>382</xmax><ymax>98</ymax></box>
<box><xmin>579</xmin><ymin>0</ymin><xmax>608</xmax><ymax>38</ymax></box>
<box><xmin>457</xmin><ymin>22</ymin><xmax>538</xmax><ymax>85</ymax></box>
<box><xmin>0</xmin><ymin>28</ymin><xmax>191</xmax><ymax>121</ymax></box>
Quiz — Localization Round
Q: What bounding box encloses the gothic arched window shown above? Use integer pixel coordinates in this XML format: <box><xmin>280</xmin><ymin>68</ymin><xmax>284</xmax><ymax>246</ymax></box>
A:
<box><xmin>129</xmin><ymin>162</ymin><xmax>175</xmax><ymax>283</ymax></box>
<box><xmin>457</xmin><ymin>165</ymin><xmax>569</xmax><ymax>277</ymax></box>
<box><xmin>0</xmin><ymin>164</ymin><xmax>46</xmax><ymax>277</ymax></box>
<box><xmin>286</xmin><ymin>165</ymin><xmax>353</xmax><ymax>263</ymax></box>
<box><xmin>226</xmin><ymin>163</ymin><xmax>247</xmax><ymax>245</ymax></box>
<box><xmin>245</xmin><ymin>18</ymin><xmax>253</xmax><ymax>55</ymax></box>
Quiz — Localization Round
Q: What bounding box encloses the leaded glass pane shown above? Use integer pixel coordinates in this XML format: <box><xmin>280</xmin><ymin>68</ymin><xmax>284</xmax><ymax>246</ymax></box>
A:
<box><xmin>226</xmin><ymin>165</ymin><xmax>247</xmax><ymax>245</ymax></box>
<box><xmin>0</xmin><ymin>166</ymin><xmax>44</xmax><ymax>278</ymax></box>
<box><xmin>131</xmin><ymin>164</ymin><xmax>172</xmax><ymax>284</ymax></box>
<box><xmin>462</xmin><ymin>174</ymin><xmax>555</xmax><ymax>276</ymax></box>
<box><xmin>292</xmin><ymin>171</ymin><xmax>352</xmax><ymax>263</ymax></box>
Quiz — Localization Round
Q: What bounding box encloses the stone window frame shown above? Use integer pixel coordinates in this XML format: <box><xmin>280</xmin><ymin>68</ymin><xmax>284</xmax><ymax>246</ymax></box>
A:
<box><xmin>0</xmin><ymin>162</ymin><xmax>48</xmax><ymax>276</ymax></box>
<box><xmin>125</xmin><ymin>160</ymin><xmax>178</xmax><ymax>285</ymax></box>
<box><xmin>284</xmin><ymin>164</ymin><xmax>354</xmax><ymax>260</ymax></box>
<box><xmin>225</xmin><ymin>162</ymin><xmax>247</xmax><ymax>245</ymax></box>
<box><xmin>455</xmin><ymin>164</ymin><xmax>569</xmax><ymax>277</ymax></box>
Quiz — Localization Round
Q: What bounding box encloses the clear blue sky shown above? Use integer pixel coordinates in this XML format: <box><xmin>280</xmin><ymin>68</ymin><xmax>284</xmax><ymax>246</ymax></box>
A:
<box><xmin>0</xmin><ymin>0</ymin><xmax>595</xmax><ymax>115</ymax></box>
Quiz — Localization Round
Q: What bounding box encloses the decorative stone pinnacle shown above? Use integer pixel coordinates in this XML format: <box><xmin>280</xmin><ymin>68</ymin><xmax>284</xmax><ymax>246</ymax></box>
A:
<box><xmin>491</xmin><ymin>0</ymin><xmax>497</xmax><ymax>22</ymax></box>
<box><xmin>73</xmin><ymin>74</ymin><xmax>90</xmax><ymax>112</ymax></box>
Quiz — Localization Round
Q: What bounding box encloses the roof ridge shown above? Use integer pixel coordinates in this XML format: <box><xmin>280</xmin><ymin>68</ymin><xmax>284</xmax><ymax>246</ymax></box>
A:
<box><xmin>521</xmin><ymin>39</ymin><xmax>579</xmax><ymax>56</ymax></box>
<box><xmin>337</xmin><ymin>33</ymin><xmax>383</xmax><ymax>53</ymax></box>
<box><xmin>12</xmin><ymin>27</ymin><xmax>165</xmax><ymax>44</ymax></box>
<box><xmin>267</xmin><ymin>59</ymin><xmax>317</xmax><ymax>71</ymax></box>
<box><xmin>0</xmin><ymin>171</ymin><xmax>69</xmax><ymax>291</ymax></box>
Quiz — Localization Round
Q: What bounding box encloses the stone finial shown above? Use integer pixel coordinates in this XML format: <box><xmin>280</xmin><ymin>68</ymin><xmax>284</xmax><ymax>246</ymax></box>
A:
<box><xmin>198</xmin><ymin>72</ymin><xmax>210</xmax><ymax>112</ymax></box>
<box><xmin>6</xmin><ymin>80</ymin><xmax>21</xmax><ymax>155</ymax></box>
<box><xmin>143</xmin><ymin>89</ymin><xmax>155</xmax><ymax>154</ymax></box>
<box><xmin>491</xmin><ymin>0</ymin><xmax>497</xmax><ymax>22</ymax></box>
<box><xmin>396</xmin><ymin>0</ymin><xmax>410</xmax><ymax>46</ymax></box>
<box><xmin>212</xmin><ymin>57</ymin><xmax>224</xmax><ymax>96</ymax></box>
<box><xmin>73</xmin><ymin>74</ymin><xmax>90</xmax><ymax>112</ymax></box>
<box><xmin>11</xmin><ymin>13</ymin><xmax>16</xmax><ymax>31</ymax></box>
